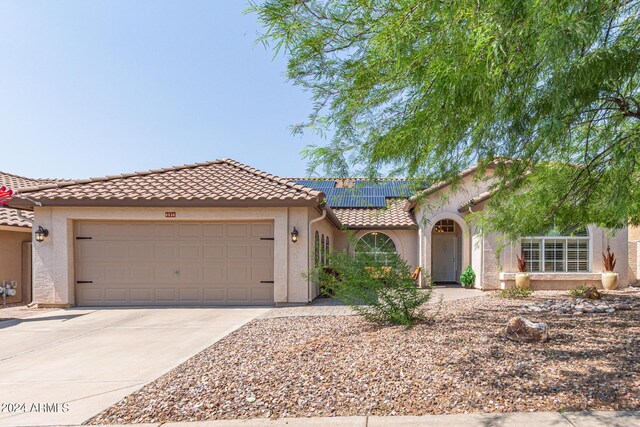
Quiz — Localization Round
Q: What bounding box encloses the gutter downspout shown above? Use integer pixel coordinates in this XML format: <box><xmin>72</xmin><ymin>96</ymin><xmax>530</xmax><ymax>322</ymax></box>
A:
<box><xmin>308</xmin><ymin>209</ymin><xmax>327</xmax><ymax>303</ymax></box>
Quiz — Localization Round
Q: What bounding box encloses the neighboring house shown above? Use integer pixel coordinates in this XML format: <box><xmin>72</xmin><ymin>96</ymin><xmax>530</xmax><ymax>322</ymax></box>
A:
<box><xmin>627</xmin><ymin>226</ymin><xmax>640</xmax><ymax>285</ymax></box>
<box><xmin>0</xmin><ymin>172</ymin><xmax>61</xmax><ymax>304</ymax></box>
<box><xmin>6</xmin><ymin>159</ymin><xmax>631</xmax><ymax>308</ymax></box>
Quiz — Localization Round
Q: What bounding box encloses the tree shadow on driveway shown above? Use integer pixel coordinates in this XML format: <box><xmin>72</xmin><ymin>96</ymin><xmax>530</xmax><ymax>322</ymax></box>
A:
<box><xmin>0</xmin><ymin>312</ymin><xmax>89</xmax><ymax>329</ymax></box>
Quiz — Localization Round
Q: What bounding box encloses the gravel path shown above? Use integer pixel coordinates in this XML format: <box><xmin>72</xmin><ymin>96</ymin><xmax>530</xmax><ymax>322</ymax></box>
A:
<box><xmin>89</xmin><ymin>290</ymin><xmax>640</xmax><ymax>424</ymax></box>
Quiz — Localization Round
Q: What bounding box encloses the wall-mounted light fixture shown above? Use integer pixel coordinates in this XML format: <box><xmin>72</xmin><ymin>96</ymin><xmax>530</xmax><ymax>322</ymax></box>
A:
<box><xmin>35</xmin><ymin>226</ymin><xmax>49</xmax><ymax>242</ymax></box>
<box><xmin>291</xmin><ymin>227</ymin><xmax>299</xmax><ymax>243</ymax></box>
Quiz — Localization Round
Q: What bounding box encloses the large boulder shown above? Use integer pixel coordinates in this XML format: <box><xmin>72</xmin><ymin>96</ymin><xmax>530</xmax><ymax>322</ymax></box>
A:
<box><xmin>505</xmin><ymin>317</ymin><xmax>549</xmax><ymax>343</ymax></box>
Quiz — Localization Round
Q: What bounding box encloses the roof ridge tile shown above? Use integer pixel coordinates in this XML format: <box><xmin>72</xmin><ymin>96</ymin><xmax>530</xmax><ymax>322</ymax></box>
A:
<box><xmin>220</xmin><ymin>158</ymin><xmax>322</xmax><ymax>198</ymax></box>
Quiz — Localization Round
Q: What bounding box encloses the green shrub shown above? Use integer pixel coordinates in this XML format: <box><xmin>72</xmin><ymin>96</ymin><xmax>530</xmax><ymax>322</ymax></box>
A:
<box><xmin>569</xmin><ymin>284</ymin><xmax>603</xmax><ymax>299</ymax></box>
<box><xmin>497</xmin><ymin>287</ymin><xmax>533</xmax><ymax>299</ymax></box>
<box><xmin>314</xmin><ymin>251</ymin><xmax>432</xmax><ymax>327</ymax></box>
<box><xmin>460</xmin><ymin>266</ymin><xmax>476</xmax><ymax>288</ymax></box>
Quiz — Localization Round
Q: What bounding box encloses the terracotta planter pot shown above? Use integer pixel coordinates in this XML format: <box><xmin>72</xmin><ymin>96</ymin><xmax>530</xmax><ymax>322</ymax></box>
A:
<box><xmin>601</xmin><ymin>272</ymin><xmax>618</xmax><ymax>290</ymax></box>
<box><xmin>515</xmin><ymin>272</ymin><xmax>531</xmax><ymax>289</ymax></box>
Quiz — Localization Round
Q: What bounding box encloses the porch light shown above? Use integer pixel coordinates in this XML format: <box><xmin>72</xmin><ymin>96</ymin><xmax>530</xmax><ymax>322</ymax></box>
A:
<box><xmin>35</xmin><ymin>226</ymin><xmax>49</xmax><ymax>242</ymax></box>
<box><xmin>291</xmin><ymin>227</ymin><xmax>299</xmax><ymax>243</ymax></box>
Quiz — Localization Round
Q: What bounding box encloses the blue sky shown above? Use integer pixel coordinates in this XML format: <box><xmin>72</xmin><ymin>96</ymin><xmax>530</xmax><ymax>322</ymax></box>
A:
<box><xmin>0</xmin><ymin>1</ymin><xmax>325</xmax><ymax>180</ymax></box>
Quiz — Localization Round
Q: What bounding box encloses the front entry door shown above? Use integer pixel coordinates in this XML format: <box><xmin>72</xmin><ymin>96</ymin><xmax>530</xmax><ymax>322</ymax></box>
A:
<box><xmin>432</xmin><ymin>235</ymin><xmax>456</xmax><ymax>282</ymax></box>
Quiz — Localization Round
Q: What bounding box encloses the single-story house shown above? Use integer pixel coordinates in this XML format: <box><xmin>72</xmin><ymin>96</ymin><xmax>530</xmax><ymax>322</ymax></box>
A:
<box><xmin>6</xmin><ymin>159</ymin><xmax>632</xmax><ymax>308</ymax></box>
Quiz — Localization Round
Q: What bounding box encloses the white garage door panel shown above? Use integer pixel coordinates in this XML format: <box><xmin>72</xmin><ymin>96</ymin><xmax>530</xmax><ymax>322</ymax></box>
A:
<box><xmin>75</xmin><ymin>221</ymin><xmax>274</xmax><ymax>306</ymax></box>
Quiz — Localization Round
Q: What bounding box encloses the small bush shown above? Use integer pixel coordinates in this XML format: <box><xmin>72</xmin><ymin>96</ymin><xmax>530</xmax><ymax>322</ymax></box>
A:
<box><xmin>497</xmin><ymin>287</ymin><xmax>533</xmax><ymax>299</ymax></box>
<box><xmin>314</xmin><ymin>251</ymin><xmax>432</xmax><ymax>327</ymax></box>
<box><xmin>460</xmin><ymin>266</ymin><xmax>476</xmax><ymax>288</ymax></box>
<box><xmin>569</xmin><ymin>284</ymin><xmax>603</xmax><ymax>299</ymax></box>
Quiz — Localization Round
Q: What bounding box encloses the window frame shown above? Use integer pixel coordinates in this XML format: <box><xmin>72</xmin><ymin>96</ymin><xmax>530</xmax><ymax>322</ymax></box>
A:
<box><xmin>354</xmin><ymin>231</ymin><xmax>398</xmax><ymax>264</ymax></box>
<box><xmin>520</xmin><ymin>230</ymin><xmax>591</xmax><ymax>273</ymax></box>
<box><xmin>433</xmin><ymin>219</ymin><xmax>455</xmax><ymax>233</ymax></box>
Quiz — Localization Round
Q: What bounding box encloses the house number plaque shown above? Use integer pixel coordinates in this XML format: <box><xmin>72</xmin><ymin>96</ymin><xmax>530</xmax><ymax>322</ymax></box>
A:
<box><xmin>165</xmin><ymin>212</ymin><xmax>177</xmax><ymax>218</ymax></box>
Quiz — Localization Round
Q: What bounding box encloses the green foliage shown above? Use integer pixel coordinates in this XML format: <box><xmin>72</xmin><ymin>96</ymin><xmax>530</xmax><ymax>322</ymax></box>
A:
<box><xmin>250</xmin><ymin>0</ymin><xmax>640</xmax><ymax>237</ymax></box>
<box><xmin>497</xmin><ymin>287</ymin><xmax>534</xmax><ymax>299</ymax></box>
<box><xmin>315</xmin><ymin>251</ymin><xmax>432</xmax><ymax>327</ymax></box>
<box><xmin>569</xmin><ymin>284</ymin><xmax>603</xmax><ymax>300</ymax></box>
<box><xmin>460</xmin><ymin>266</ymin><xmax>476</xmax><ymax>288</ymax></box>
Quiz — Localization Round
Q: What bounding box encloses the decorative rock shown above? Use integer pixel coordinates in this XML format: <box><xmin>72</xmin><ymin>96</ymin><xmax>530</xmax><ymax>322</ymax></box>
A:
<box><xmin>505</xmin><ymin>317</ymin><xmax>549</xmax><ymax>343</ymax></box>
<box><xmin>522</xmin><ymin>295</ymin><xmax>640</xmax><ymax>315</ymax></box>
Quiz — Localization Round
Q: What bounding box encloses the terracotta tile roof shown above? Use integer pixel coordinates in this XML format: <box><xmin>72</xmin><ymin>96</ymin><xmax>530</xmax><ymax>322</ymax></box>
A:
<box><xmin>10</xmin><ymin>159</ymin><xmax>324</xmax><ymax>208</ymax></box>
<box><xmin>0</xmin><ymin>171</ymin><xmax>59</xmax><ymax>228</ymax></box>
<box><xmin>332</xmin><ymin>199</ymin><xmax>417</xmax><ymax>229</ymax></box>
<box><xmin>0</xmin><ymin>207</ymin><xmax>33</xmax><ymax>228</ymax></box>
<box><xmin>458</xmin><ymin>190</ymin><xmax>493</xmax><ymax>213</ymax></box>
<box><xmin>0</xmin><ymin>171</ymin><xmax>60</xmax><ymax>190</ymax></box>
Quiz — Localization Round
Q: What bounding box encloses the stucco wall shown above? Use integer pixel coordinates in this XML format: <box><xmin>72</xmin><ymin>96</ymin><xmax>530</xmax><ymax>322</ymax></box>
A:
<box><xmin>628</xmin><ymin>227</ymin><xmax>640</xmax><ymax>285</ymax></box>
<box><xmin>332</xmin><ymin>228</ymin><xmax>352</xmax><ymax>253</ymax></box>
<box><xmin>287</xmin><ymin>207</ymin><xmax>310</xmax><ymax>303</ymax></box>
<box><xmin>629</xmin><ymin>241</ymin><xmax>639</xmax><ymax>285</ymax></box>
<box><xmin>32</xmin><ymin>206</ymin><xmax>314</xmax><ymax>306</ymax></box>
<box><xmin>0</xmin><ymin>228</ymin><xmax>31</xmax><ymax>303</ymax></box>
<box><xmin>466</xmin><ymin>231</ymin><xmax>506</xmax><ymax>290</ymax></box>
<box><xmin>308</xmin><ymin>209</ymin><xmax>338</xmax><ymax>300</ymax></box>
<box><xmin>415</xmin><ymin>170</ymin><xmax>630</xmax><ymax>290</ymax></box>
<box><xmin>498</xmin><ymin>226</ymin><xmax>630</xmax><ymax>289</ymax></box>
<box><xmin>628</xmin><ymin>226</ymin><xmax>640</xmax><ymax>241</ymax></box>
<box><xmin>416</xmin><ymin>172</ymin><xmax>494</xmax><ymax>284</ymax></box>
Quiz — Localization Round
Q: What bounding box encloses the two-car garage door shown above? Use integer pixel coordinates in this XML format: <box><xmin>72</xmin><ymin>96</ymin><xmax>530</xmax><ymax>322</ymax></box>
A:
<box><xmin>74</xmin><ymin>221</ymin><xmax>274</xmax><ymax>306</ymax></box>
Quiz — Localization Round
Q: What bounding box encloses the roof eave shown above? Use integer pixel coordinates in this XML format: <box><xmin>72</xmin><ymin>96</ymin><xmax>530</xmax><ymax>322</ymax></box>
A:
<box><xmin>8</xmin><ymin>197</ymin><xmax>324</xmax><ymax>210</ymax></box>
<box><xmin>0</xmin><ymin>224</ymin><xmax>32</xmax><ymax>232</ymax></box>
<box><xmin>409</xmin><ymin>162</ymin><xmax>497</xmax><ymax>210</ymax></box>
<box><xmin>341</xmin><ymin>225</ymin><xmax>418</xmax><ymax>230</ymax></box>
<box><xmin>458</xmin><ymin>192</ymin><xmax>493</xmax><ymax>213</ymax></box>
<box><xmin>321</xmin><ymin>205</ymin><xmax>343</xmax><ymax>229</ymax></box>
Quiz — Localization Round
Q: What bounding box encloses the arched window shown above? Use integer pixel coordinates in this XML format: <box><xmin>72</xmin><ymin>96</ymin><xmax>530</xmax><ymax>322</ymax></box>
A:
<box><xmin>521</xmin><ymin>226</ymin><xmax>590</xmax><ymax>272</ymax></box>
<box><xmin>314</xmin><ymin>231</ymin><xmax>320</xmax><ymax>268</ymax></box>
<box><xmin>321</xmin><ymin>234</ymin><xmax>325</xmax><ymax>266</ymax></box>
<box><xmin>433</xmin><ymin>219</ymin><xmax>455</xmax><ymax>233</ymax></box>
<box><xmin>355</xmin><ymin>232</ymin><xmax>397</xmax><ymax>263</ymax></box>
<box><xmin>325</xmin><ymin>236</ymin><xmax>330</xmax><ymax>265</ymax></box>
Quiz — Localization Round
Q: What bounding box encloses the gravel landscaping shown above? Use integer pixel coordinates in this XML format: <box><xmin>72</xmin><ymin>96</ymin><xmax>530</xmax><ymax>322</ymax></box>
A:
<box><xmin>89</xmin><ymin>289</ymin><xmax>640</xmax><ymax>424</ymax></box>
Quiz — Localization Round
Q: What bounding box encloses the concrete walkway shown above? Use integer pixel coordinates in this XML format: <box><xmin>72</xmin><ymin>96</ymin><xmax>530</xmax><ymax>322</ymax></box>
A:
<box><xmin>0</xmin><ymin>307</ymin><xmax>269</xmax><ymax>427</ymax></box>
<box><xmin>261</xmin><ymin>285</ymin><xmax>485</xmax><ymax>319</ymax></box>
<box><xmin>78</xmin><ymin>411</ymin><xmax>640</xmax><ymax>426</ymax></box>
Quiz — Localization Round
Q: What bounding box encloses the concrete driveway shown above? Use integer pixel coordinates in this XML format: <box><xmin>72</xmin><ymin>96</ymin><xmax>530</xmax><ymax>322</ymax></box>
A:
<box><xmin>0</xmin><ymin>307</ymin><xmax>269</xmax><ymax>426</ymax></box>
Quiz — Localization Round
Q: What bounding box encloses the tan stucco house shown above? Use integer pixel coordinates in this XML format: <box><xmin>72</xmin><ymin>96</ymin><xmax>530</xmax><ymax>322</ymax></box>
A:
<box><xmin>5</xmin><ymin>159</ymin><xmax>632</xmax><ymax>308</ymax></box>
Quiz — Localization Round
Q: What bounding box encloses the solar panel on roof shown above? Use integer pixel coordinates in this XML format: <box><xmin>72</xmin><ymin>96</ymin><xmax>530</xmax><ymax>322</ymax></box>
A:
<box><xmin>291</xmin><ymin>178</ymin><xmax>422</xmax><ymax>208</ymax></box>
